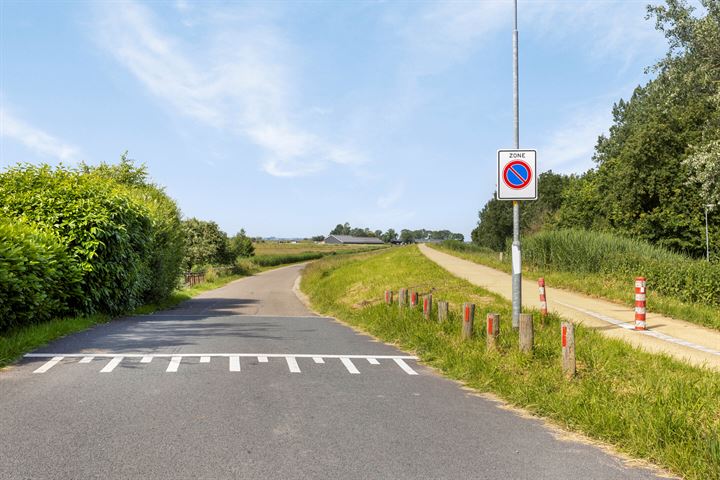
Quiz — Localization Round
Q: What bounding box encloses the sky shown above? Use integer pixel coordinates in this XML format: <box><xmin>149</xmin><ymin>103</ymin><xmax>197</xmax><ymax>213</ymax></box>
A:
<box><xmin>0</xmin><ymin>0</ymin><xmax>676</xmax><ymax>239</ymax></box>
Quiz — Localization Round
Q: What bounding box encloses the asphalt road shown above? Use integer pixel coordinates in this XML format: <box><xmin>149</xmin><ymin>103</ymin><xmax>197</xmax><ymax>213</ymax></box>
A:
<box><xmin>0</xmin><ymin>264</ymin><xmax>665</xmax><ymax>479</ymax></box>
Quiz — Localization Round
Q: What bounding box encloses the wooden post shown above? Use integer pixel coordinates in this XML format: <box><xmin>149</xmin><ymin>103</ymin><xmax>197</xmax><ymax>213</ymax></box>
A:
<box><xmin>561</xmin><ymin>322</ymin><xmax>576</xmax><ymax>378</ymax></box>
<box><xmin>384</xmin><ymin>290</ymin><xmax>393</xmax><ymax>305</ymax></box>
<box><xmin>519</xmin><ymin>313</ymin><xmax>534</xmax><ymax>353</ymax></box>
<box><xmin>486</xmin><ymin>313</ymin><xmax>500</xmax><ymax>350</ymax></box>
<box><xmin>423</xmin><ymin>294</ymin><xmax>432</xmax><ymax>319</ymax></box>
<box><xmin>437</xmin><ymin>301</ymin><xmax>449</xmax><ymax>322</ymax></box>
<box><xmin>398</xmin><ymin>288</ymin><xmax>408</xmax><ymax>308</ymax></box>
<box><xmin>410</xmin><ymin>290</ymin><xmax>419</xmax><ymax>307</ymax></box>
<box><xmin>461</xmin><ymin>303</ymin><xmax>475</xmax><ymax>340</ymax></box>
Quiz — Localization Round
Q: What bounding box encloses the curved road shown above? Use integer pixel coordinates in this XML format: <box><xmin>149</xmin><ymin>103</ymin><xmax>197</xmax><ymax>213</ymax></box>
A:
<box><xmin>1</xmin><ymin>264</ymin><xmax>666</xmax><ymax>479</ymax></box>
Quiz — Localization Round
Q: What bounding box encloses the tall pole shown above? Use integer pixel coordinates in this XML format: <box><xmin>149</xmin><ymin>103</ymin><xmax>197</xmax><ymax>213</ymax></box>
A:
<box><xmin>511</xmin><ymin>0</ymin><xmax>521</xmax><ymax>328</ymax></box>
<box><xmin>706</xmin><ymin>206</ymin><xmax>710</xmax><ymax>262</ymax></box>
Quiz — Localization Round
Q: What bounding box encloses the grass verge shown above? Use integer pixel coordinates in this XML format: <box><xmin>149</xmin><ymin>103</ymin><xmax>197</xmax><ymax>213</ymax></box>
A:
<box><xmin>301</xmin><ymin>246</ymin><xmax>720</xmax><ymax>480</ymax></box>
<box><xmin>430</xmin><ymin>241</ymin><xmax>720</xmax><ymax>331</ymax></box>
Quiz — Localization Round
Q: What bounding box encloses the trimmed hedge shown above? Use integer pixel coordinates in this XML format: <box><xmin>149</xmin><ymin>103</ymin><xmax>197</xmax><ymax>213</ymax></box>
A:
<box><xmin>0</xmin><ymin>163</ymin><xmax>185</xmax><ymax>328</ymax></box>
<box><xmin>522</xmin><ymin>229</ymin><xmax>720</xmax><ymax>307</ymax></box>
<box><xmin>0</xmin><ymin>218</ymin><xmax>80</xmax><ymax>330</ymax></box>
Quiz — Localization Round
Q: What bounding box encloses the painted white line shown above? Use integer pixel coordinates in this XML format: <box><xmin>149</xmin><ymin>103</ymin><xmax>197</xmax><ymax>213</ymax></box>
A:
<box><xmin>554</xmin><ymin>300</ymin><xmax>720</xmax><ymax>357</ymax></box>
<box><xmin>286</xmin><ymin>356</ymin><xmax>301</xmax><ymax>373</ymax></box>
<box><xmin>24</xmin><ymin>353</ymin><xmax>419</xmax><ymax>360</ymax></box>
<box><xmin>229</xmin><ymin>356</ymin><xmax>241</xmax><ymax>372</ymax></box>
<box><xmin>367</xmin><ymin>358</ymin><xmax>380</xmax><ymax>365</ymax></box>
<box><xmin>33</xmin><ymin>356</ymin><xmax>64</xmax><ymax>373</ymax></box>
<box><xmin>200</xmin><ymin>356</ymin><xmax>211</xmax><ymax>363</ymax></box>
<box><xmin>312</xmin><ymin>357</ymin><xmax>324</xmax><ymax>364</ymax></box>
<box><xmin>167</xmin><ymin>356</ymin><xmax>182</xmax><ymax>373</ymax></box>
<box><xmin>140</xmin><ymin>356</ymin><xmax>153</xmax><ymax>363</ymax></box>
<box><xmin>340</xmin><ymin>357</ymin><xmax>360</xmax><ymax>374</ymax></box>
<box><xmin>258</xmin><ymin>356</ymin><xmax>268</xmax><ymax>363</ymax></box>
<box><xmin>79</xmin><ymin>356</ymin><xmax>94</xmax><ymax>364</ymax></box>
<box><xmin>100</xmin><ymin>357</ymin><xmax>123</xmax><ymax>373</ymax></box>
<box><xmin>394</xmin><ymin>358</ymin><xmax>418</xmax><ymax>375</ymax></box>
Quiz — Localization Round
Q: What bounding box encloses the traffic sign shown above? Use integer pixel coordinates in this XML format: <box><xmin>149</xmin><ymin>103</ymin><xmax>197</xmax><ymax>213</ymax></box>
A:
<box><xmin>497</xmin><ymin>149</ymin><xmax>537</xmax><ymax>200</ymax></box>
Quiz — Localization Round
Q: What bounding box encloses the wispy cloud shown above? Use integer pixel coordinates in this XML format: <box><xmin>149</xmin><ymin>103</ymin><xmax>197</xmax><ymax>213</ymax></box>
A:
<box><xmin>0</xmin><ymin>108</ymin><xmax>80</xmax><ymax>162</ymax></box>
<box><xmin>377</xmin><ymin>182</ymin><xmax>405</xmax><ymax>209</ymax></box>
<box><xmin>92</xmin><ymin>1</ymin><xmax>364</xmax><ymax>177</ymax></box>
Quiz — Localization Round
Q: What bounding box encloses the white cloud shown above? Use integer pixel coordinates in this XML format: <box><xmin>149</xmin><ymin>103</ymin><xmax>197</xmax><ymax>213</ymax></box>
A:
<box><xmin>93</xmin><ymin>1</ymin><xmax>364</xmax><ymax>177</ymax></box>
<box><xmin>0</xmin><ymin>108</ymin><xmax>80</xmax><ymax>162</ymax></box>
<box><xmin>538</xmin><ymin>103</ymin><xmax>611</xmax><ymax>174</ymax></box>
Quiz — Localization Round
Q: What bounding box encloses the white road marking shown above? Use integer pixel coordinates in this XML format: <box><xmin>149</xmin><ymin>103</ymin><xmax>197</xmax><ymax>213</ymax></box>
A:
<box><xmin>100</xmin><ymin>357</ymin><xmax>123</xmax><ymax>373</ymax></box>
<box><xmin>167</xmin><ymin>356</ymin><xmax>182</xmax><ymax>373</ymax></box>
<box><xmin>200</xmin><ymin>356</ymin><xmax>211</xmax><ymax>363</ymax></box>
<box><xmin>79</xmin><ymin>356</ymin><xmax>94</xmax><ymax>363</ymax></box>
<box><xmin>394</xmin><ymin>358</ymin><xmax>418</xmax><ymax>375</ymax></box>
<box><xmin>286</xmin><ymin>356</ymin><xmax>301</xmax><ymax>373</ymax></box>
<box><xmin>340</xmin><ymin>357</ymin><xmax>360</xmax><ymax>374</ymax></box>
<box><xmin>140</xmin><ymin>356</ymin><xmax>153</xmax><ymax>363</ymax></box>
<box><xmin>554</xmin><ymin>300</ymin><xmax>720</xmax><ymax>357</ymax></box>
<box><xmin>312</xmin><ymin>357</ymin><xmax>324</xmax><ymax>364</ymax></box>
<box><xmin>25</xmin><ymin>353</ymin><xmax>418</xmax><ymax>359</ymax></box>
<box><xmin>258</xmin><ymin>356</ymin><xmax>268</xmax><ymax>363</ymax></box>
<box><xmin>229</xmin><ymin>356</ymin><xmax>241</xmax><ymax>372</ymax></box>
<box><xmin>33</xmin><ymin>356</ymin><xmax>64</xmax><ymax>373</ymax></box>
<box><xmin>367</xmin><ymin>358</ymin><xmax>380</xmax><ymax>365</ymax></box>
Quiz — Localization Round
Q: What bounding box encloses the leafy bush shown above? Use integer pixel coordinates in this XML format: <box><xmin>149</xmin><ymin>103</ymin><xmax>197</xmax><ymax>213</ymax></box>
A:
<box><xmin>0</xmin><ymin>218</ymin><xmax>80</xmax><ymax>330</ymax></box>
<box><xmin>522</xmin><ymin>229</ymin><xmax>720</xmax><ymax>307</ymax></box>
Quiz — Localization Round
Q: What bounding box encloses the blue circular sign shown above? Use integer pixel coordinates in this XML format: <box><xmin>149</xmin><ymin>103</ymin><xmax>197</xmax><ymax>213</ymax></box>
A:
<box><xmin>502</xmin><ymin>160</ymin><xmax>532</xmax><ymax>189</ymax></box>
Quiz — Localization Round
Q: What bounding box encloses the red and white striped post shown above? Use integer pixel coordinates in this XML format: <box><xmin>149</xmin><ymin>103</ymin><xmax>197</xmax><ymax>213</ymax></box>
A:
<box><xmin>634</xmin><ymin>277</ymin><xmax>647</xmax><ymax>330</ymax></box>
<box><xmin>538</xmin><ymin>277</ymin><xmax>548</xmax><ymax>319</ymax></box>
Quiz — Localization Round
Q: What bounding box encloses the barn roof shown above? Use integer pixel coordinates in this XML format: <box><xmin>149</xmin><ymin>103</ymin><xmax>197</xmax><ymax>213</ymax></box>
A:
<box><xmin>326</xmin><ymin>235</ymin><xmax>384</xmax><ymax>244</ymax></box>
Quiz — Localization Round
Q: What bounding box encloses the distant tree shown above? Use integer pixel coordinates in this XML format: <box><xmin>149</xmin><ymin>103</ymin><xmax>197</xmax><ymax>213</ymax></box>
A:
<box><xmin>182</xmin><ymin>218</ymin><xmax>233</xmax><ymax>269</ymax></box>
<box><xmin>381</xmin><ymin>228</ymin><xmax>398</xmax><ymax>243</ymax></box>
<box><xmin>471</xmin><ymin>199</ymin><xmax>513</xmax><ymax>251</ymax></box>
<box><xmin>311</xmin><ymin>235</ymin><xmax>325</xmax><ymax>242</ymax></box>
<box><xmin>399</xmin><ymin>229</ymin><xmax>415</xmax><ymax>243</ymax></box>
<box><xmin>330</xmin><ymin>223</ymin><xmax>351</xmax><ymax>235</ymax></box>
<box><xmin>229</xmin><ymin>229</ymin><xmax>255</xmax><ymax>258</ymax></box>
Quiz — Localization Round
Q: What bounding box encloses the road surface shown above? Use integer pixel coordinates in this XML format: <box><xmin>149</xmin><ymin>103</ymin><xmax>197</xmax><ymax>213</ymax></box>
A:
<box><xmin>1</xmin><ymin>264</ymin><xmax>665</xmax><ymax>479</ymax></box>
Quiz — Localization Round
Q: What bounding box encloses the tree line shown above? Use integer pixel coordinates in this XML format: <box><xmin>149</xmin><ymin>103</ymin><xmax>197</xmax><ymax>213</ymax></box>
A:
<box><xmin>473</xmin><ymin>0</ymin><xmax>720</xmax><ymax>259</ymax></box>
<box><xmin>327</xmin><ymin>222</ymin><xmax>464</xmax><ymax>243</ymax></box>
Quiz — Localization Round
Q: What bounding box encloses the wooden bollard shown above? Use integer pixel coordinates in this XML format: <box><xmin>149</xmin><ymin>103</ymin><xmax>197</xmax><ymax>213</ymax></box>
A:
<box><xmin>410</xmin><ymin>290</ymin><xmax>419</xmax><ymax>307</ymax></box>
<box><xmin>398</xmin><ymin>288</ymin><xmax>408</xmax><ymax>308</ymax></box>
<box><xmin>519</xmin><ymin>313</ymin><xmax>534</xmax><ymax>353</ymax></box>
<box><xmin>437</xmin><ymin>301</ymin><xmax>449</xmax><ymax>322</ymax></box>
<box><xmin>423</xmin><ymin>294</ymin><xmax>432</xmax><ymax>319</ymax></box>
<box><xmin>486</xmin><ymin>313</ymin><xmax>500</xmax><ymax>350</ymax></box>
<box><xmin>384</xmin><ymin>290</ymin><xmax>393</xmax><ymax>305</ymax></box>
<box><xmin>561</xmin><ymin>321</ymin><xmax>576</xmax><ymax>377</ymax></box>
<box><xmin>461</xmin><ymin>303</ymin><xmax>475</xmax><ymax>339</ymax></box>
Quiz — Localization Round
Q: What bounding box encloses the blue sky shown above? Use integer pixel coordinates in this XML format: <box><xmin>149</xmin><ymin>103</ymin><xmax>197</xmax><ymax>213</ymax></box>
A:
<box><xmin>1</xmin><ymin>1</ymin><xmax>674</xmax><ymax>239</ymax></box>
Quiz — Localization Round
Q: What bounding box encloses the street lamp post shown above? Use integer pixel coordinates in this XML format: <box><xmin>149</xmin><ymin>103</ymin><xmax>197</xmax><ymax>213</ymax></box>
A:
<box><xmin>705</xmin><ymin>204</ymin><xmax>716</xmax><ymax>262</ymax></box>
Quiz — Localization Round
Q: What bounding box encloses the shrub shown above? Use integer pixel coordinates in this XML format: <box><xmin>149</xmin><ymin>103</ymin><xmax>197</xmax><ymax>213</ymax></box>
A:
<box><xmin>0</xmin><ymin>218</ymin><xmax>80</xmax><ymax>330</ymax></box>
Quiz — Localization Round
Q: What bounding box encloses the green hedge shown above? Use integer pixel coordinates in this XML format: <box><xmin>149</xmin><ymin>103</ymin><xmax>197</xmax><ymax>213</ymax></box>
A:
<box><xmin>0</xmin><ymin>218</ymin><xmax>80</xmax><ymax>331</ymax></box>
<box><xmin>0</xmin><ymin>163</ymin><xmax>185</xmax><ymax>326</ymax></box>
<box><xmin>522</xmin><ymin>229</ymin><xmax>720</xmax><ymax>307</ymax></box>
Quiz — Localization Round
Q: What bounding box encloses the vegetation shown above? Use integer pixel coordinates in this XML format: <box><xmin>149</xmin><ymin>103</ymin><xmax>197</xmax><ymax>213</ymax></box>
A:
<box><xmin>0</xmin><ymin>161</ymin><xmax>184</xmax><ymax>319</ymax></box>
<box><xmin>435</xmin><ymin>235</ymin><xmax>720</xmax><ymax>331</ymax></box>
<box><xmin>472</xmin><ymin>1</ymin><xmax>720</xmax><ymax>259</ymax></box>
<box><xmin>327</xmin><ymin>222</ymin><xmax>464</xmax><ymax>243</ymax></box>
<box><xmin>301</xmin><ymin>246</ymin><xmax>720</xmax><ymax>480</ymax></box>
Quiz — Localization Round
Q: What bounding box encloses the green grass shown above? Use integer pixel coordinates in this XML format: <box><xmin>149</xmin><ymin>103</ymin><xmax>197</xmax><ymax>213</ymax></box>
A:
<box><xmin>254</xmin><ymin>241</ymin><xmax>387</xmax><ymax>256</ymax></box>
<box><xmin>431</xmin><ymin>239</ymin><xmax>720</xmax><ymax>331</ymax></box>
<box><xmin>301</xmin><ymin>246</ymin><xmax>720</xmax><ymax>480</ymax></box>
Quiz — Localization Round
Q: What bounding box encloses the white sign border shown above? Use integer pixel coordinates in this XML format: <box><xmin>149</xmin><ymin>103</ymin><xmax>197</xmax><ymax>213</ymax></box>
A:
<box><xmin>496</xmin><ymin>149</ymin><xmax>538</xmax><ymax>201</ymax></box>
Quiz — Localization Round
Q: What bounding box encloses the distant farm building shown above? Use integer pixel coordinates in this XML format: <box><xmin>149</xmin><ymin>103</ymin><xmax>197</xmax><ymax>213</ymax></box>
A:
<box><xmin>324</xmin><ymin>235</ymin><xmax>384</xmax><ymax>245</ymax></box>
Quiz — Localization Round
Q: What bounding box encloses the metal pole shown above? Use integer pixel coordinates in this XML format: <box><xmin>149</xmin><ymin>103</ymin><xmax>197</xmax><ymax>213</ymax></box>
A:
<box><xmin>511</xmin><ymin>0</ymin><xmax>521</xmax><ymax>328</ymax></box>
<box><xmin>706</xmin><ymin>206</ymin><xmax>711</xmax><ymax>262</ymax></box>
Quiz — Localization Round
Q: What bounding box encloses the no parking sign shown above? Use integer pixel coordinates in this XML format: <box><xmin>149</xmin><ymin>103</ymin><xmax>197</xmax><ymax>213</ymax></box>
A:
<box><xmin>497</xmin><ymin>149</ymin><xmax>537</xmax><ymax>200</ymax></box>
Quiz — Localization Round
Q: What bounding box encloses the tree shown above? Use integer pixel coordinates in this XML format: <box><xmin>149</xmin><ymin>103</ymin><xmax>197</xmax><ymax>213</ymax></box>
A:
<box><xmin>311</xmin><ymin>235</ymin><xmax>325</xmax><ymax>242</ymax></box>
<box><xmin>229</xmin><ymin>229</ymin><xmax>255</xmax><ymax>258</ymax></box>
<box><xmin>182</xmin><ymin>218</ymin><xmax>233</xmax><ymax>269</ymax></box>
<box><xmin>330</xmin><ymin>223</ymin><xmax>351</xmax><ymax>235</ymax></box>
<box><xmin>381</xmin><ymin>228</ymin><xmax>398</xmax><ymax>243</ymax></box>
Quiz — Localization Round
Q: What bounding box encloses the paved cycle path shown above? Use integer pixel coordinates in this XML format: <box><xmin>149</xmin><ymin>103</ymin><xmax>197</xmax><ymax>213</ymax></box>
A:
<box><xmin>1</xmin><ymin>263</ymin><xmax>666</xmax><ymax>479</ymax></box>
<box><xmin>419</xmin><ymin>244</ymin><xmax>720</xmax><ymax>371</ymax></box>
